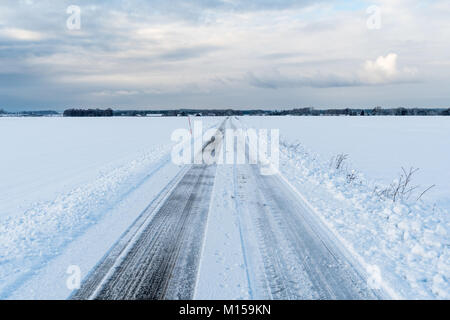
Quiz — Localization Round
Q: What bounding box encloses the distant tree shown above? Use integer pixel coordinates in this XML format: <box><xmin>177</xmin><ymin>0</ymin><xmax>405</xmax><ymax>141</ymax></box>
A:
<box><xmin>63</xmin><ymin>108</ymin><xmax>114</xmax><ymax>117</ymax></box>
<box><xmin>372</xmin><ymin>106</ymin><xmax>382</xmax><ymax>115</ymax></box>
<box><xmin>105</xmin><ymin>108</ymin><xmax>113</xmax><ymax>117</ymax></box>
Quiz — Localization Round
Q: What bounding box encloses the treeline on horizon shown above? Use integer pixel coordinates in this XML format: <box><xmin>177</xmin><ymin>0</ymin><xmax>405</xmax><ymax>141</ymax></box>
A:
<box><xmin>63</xmin><ymin>108</ymin><xmax>113</xmax><ymax>117</ymax></box>
<box><xmin>61</xmin><ymin>107</ymin><xmax>450</xmax><ymax>117</ymax></box>
<box><xmin>2</xmin><ymin>107</ymin><xmax>449</xmax><ymax>117</ymax></box>
<box><xmin>0</xmin><ymin>109</ymin><xmax>59</xmax><ymax>116</ymax></box>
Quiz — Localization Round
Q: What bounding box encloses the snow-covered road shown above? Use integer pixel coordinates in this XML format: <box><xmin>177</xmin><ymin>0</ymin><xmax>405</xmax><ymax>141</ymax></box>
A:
<box><xmin>72</xmin><ymin>118</ymin><xmax>382</xmax><ymax>300</ymax></box>
<box><xmin>228</xmin><ymin>162</ymin><xmax>381</xmax><ymax>299</ymax></box>
<box><xmin>72</xmin><ymin>164</ymin><xmax>217</xmax><ymax>300</ymax></box>
<box><xmin>72</xmin><ymin>120</ymin><xmax>225</xmax><ymax>299</ymax></box>
<box><xmin>3</xmin><ymin>116</ymin><xmax>446</xmax><ymax>299</ymax></box>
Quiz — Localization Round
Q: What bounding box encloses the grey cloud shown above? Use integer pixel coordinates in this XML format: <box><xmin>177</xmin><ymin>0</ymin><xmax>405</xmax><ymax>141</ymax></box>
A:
<box><xmin>0</xmin><ymin>0</ymin><xmax>448</xmax><ymax>110</ymax></box>
<box><xmin>158</xmin><ymin>45</ymin><xmax>221</xmax><ymax>61</ymax></box>
<box><xmin>247</xmin><ymin>71</ymin><xmax>361</xmax><ymax>89</ymax></box>
<box><xmin>259</xmin><ymin>52</ymin><xmax>310</xmax><ymax>60</ymax></box>
<box><xmin>247</xmin><ymin>67</ymin><xmax>420</xmax><ymax>90</ymax></box>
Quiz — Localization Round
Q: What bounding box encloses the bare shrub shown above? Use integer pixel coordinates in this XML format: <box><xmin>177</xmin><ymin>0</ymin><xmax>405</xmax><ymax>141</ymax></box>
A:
<box><xmin>346</xmin><ymin>171</ymin><xmax>358</xmax><ymax>184</ymax></box>
<box><xmin>330</xmin><ymin>153</ymin><xmax>348</xmax><ymax>171</ymax></box>
<box><xmin>375</xmin><ymin>167</ymin><xmax>435</xmax><ymax>202</ymax></box>
<box><xmin>417</xmin><ymin>184</ymin><xmax>436</xmax><ymax>201</ymax></box>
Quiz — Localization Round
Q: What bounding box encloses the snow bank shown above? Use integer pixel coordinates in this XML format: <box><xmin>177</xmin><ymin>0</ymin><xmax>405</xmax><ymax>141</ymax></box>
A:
<box><xmin>0</xmin><ymin>145</ymin><xmax>171</xmax><ymax>297</ymax></box>
<box><xmin>239</xmin><ymin>116</ymin><xmax>449</xmax><ymax>298</ymax></box>
<box><xmin>278</xmin><ymin>140</ymin><xmax>449</xmax><ymax>299</ymax></box>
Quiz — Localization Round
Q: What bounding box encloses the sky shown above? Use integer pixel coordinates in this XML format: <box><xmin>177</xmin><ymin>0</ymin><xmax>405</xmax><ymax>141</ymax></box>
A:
<box><xmin>0</xmin><ymin>0</ymin><xmax>449</xmax><ymax>111</ymax></box>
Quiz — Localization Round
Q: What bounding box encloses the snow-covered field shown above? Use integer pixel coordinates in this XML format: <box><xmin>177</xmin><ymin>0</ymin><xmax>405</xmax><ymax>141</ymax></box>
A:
<box><xmin>242</xmin><ymin>116</ymin><xmax>450</xmax><ymax>299</ymax></box>
<box><xmin>1</xmin><ymin>117</ymin><xmax>187</xmax><ymax>220</ymax></box>
<box><xmin>243</xmin><ymin>116</ymin><xmax>450</xmax><ymax>208</ymax></box>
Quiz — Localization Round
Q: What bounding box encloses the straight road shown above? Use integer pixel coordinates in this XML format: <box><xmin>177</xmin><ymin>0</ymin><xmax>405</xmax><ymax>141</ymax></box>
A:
<box><xmin>72</xmin><ymin>118</ymin><xmax>383</xmax><ymax>300</ymax></box>
<box><xmin>72</xmin><ymin>120</ymin><xmax>224</xmax><ymax>300</ymax></box>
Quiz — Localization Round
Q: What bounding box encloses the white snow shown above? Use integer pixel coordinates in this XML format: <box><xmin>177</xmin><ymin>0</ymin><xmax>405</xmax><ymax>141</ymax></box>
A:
<box><xmin>242</xmin><ymin>116</ymin><xmax>450</xmax><ymax>207</ymax></box>
<box><xmin>0</xmin><ymin>117</ymin><xmax>218</xmax><ymax>299</ymax></box>
<box><xmin>194</xmin><ymin>164</ymin><xmax>251</xmax><ymax>300</ymax></box>
<box><xmin>242</xmin><ymin>116</ymin><xmax>450</xmax><ymax>299</ymax></box>
<box><xmin>1</xmin><ymin>115</ymin><xmax>448</xmax><ymax>300</ymax></box>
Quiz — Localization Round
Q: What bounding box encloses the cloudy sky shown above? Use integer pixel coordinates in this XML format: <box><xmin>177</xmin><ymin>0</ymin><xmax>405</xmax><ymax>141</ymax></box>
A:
<box><xmin>0</xmin><ymin>0</ymin><xmax>449</xmax><ymax>110</ymax></box>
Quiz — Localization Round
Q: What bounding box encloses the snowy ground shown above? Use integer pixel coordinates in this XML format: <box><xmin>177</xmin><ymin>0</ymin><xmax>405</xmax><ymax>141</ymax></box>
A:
<box><xmin>194</xmin><ymin>163</ymin><xmax>251</xmax><ymax>299</ymax></box>
<box><xmin>241</xmin><ymin>116</ymin><xmax>450</xmax><ymax>299</ymax></box>
<box><xmin>0</xmin><ymin>117</ymin><xmax>218</xmax><ymax>299</ymax></box>
<box><xmin>242</xmin><ymin>116</ymin><xmax>450</xmax><ymax>208</ymax></box>
<box><xmin>0</xmin><ymin>116</ymin><xmax>448</xmax><ymax>299</ymax></box>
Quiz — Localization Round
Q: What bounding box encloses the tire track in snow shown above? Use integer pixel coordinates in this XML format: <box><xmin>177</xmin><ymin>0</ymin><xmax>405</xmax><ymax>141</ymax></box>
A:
<box><xmin>72</xmin><ymin>120</ymin><xmax>226</xmax><ymax>300</ymax></box>
<box><xmin>230</xmin><ymin>118</ymin><xmax>382</xmax><ymax>299</ymax></box>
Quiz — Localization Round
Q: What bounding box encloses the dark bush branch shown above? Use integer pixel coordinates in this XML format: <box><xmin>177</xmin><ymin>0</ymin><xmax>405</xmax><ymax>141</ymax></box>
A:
<box><xmin>331</xmin><ymin>153</ymin><xmax>348</xmax><ymax>171</ymax></box>
<box><xmin>417</xmin><ymin>185</ymin><xmax>436</xmax><ymax>201</ymax></box>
